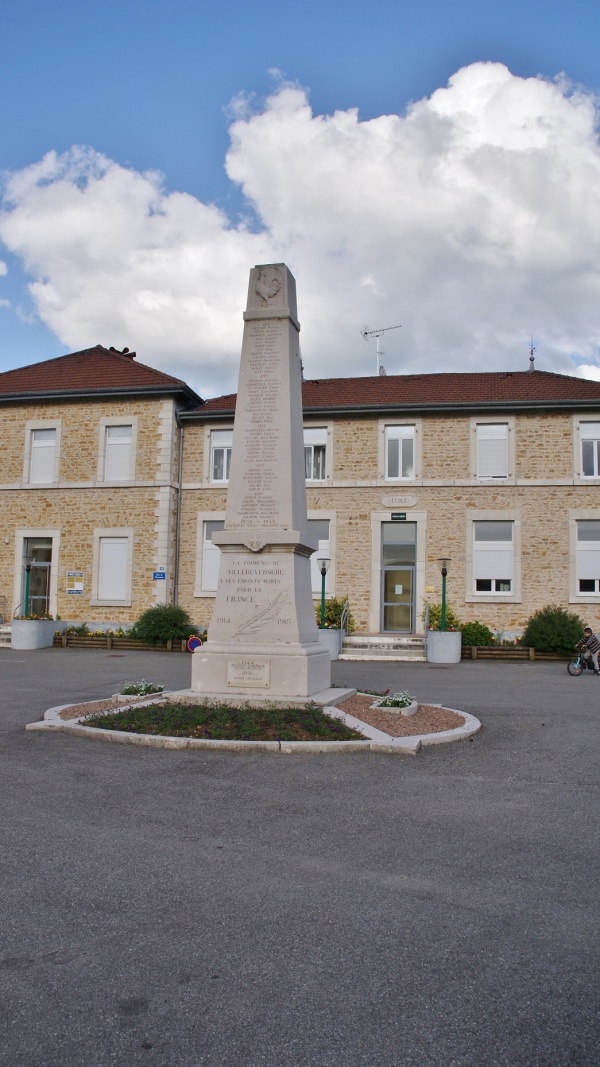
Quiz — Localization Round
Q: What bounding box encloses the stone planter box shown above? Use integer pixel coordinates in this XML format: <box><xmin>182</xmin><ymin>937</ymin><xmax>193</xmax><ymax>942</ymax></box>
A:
<box><xmin>318</xmin><ymin>628</ymin><xmax>341</xmax><ymax>661</ymax></box>
<box><xmin>12</xmin><ymin>619</ymin><xmax>56</xmax><ymax>650</ymax></box>
<box><xmin>371</xmin><ymin>698</ymin><xmax>418</xmax><ymax>717</ymax></box>
<box><xmin>427</xmin><ymin>630</ymin><xmax>462</xmax><ymax>664</ymax></box>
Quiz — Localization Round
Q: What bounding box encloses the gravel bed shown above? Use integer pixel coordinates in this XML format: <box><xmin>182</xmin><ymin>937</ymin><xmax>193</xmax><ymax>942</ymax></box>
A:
<box><xmin>59</xmin><ymin>697</ymin><xmax>142</xmax><ymax>720</ymax></box>
<box><xmin>340</xmin><ymin>694</ymin><xmax>465</xmax><ymax>736</ymax></box>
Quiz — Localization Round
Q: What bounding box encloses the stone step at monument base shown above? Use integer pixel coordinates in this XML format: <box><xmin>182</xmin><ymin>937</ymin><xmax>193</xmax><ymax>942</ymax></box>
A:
<box><xmin>0</xmin><ymin>625</ymin><xmax>12</xmax><ymax>648</ymax></box>
<box><xmin>339</xmin><ymin>634</ymin><xmax>427</xmax><ymax>662</ymax></box>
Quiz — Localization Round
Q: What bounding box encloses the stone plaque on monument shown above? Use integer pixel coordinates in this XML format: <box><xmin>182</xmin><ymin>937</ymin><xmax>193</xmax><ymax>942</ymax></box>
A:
<box><xmin>191</xmin><ymin>263</ymin><xmax>331</xmax><ymax>699</ymax></box>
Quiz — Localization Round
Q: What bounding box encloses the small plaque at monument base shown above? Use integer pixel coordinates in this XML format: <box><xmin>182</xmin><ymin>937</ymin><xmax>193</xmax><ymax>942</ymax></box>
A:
<box><xmin>227</xmin><ymin>657</ymin><xmax>271</xmax><ymax>689</ymax></box>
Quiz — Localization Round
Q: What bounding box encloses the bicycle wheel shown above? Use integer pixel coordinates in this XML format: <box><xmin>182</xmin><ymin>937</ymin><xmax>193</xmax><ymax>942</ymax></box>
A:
<box><xmin>567</xmin><ymin>660</ymin><xmax>583</xmax><ymax>676</ymax></box>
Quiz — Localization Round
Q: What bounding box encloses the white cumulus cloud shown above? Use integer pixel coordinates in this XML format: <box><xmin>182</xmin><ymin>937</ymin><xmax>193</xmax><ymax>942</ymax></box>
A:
<box><xmin>2</xmin><ymin>62</ymin><xmax>600</xmax><ymax>395</ymax></box>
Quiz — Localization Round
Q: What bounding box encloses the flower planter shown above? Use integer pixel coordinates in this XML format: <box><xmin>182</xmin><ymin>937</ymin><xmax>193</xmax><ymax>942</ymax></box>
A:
<box><xmin>427</xmin><ymin>630</ymin><xmax>462</xmax><ymax>664</ymax></box>
<box><xmin>371</xmin><ymin>698</ymin><xmax>419</xmax><ymax>717</ymax></box>
<box><xmin>11</xmin><ymin>619</ymin><xmax>56</xmax><ymax>650</ymax></box>
<box><xmin>318</xmin><ymin>627</ymin><xmax>341</xmax><ymax>661</ymax></box>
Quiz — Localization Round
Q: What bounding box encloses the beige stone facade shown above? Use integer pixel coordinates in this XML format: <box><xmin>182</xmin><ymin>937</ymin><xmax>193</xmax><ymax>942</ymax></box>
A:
<box><xmin>180</xmin><ymin>405</ymin><xmax>600</xmax><ymax>637</ymax></box>
<box><xmin>0</xmin><ymin>395</ymin><xmax>182</xmax><ymax>624</ymax></box>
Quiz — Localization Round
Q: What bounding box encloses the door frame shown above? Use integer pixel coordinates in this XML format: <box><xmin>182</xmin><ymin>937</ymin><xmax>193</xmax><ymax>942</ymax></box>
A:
<box><xmin>13</xmin><ymin>529</ymin><xmax>61</xmax><ymax>618</ymax></box>
<box><xmin>369</xmin><ymin>511</ymin><xmax>427</xmax><ymax>634</ymax></box>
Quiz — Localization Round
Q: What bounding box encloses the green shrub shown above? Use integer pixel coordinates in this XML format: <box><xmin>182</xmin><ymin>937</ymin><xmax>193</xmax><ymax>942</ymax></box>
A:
<box><xmin>521</xmin><ymin>604</ymin><xmax>584</xmax><ymax>655</ymax></box>
<box><xmin>461</xmin><ymin>621</ymin><xmax>495</xmax><ymax>647</ymax></box>
<box><xmin>132</xmin><ymin>604</ymin><xmax>194</xmax><ymax>645</ymax></box>
<box><xmin>315</xmin><ymin>596</ymin><xmax>355</xmax><ymax>631</ymax></box>
<box><xmin>422</xmin><ymin>601</ymin><xmax>462</xmax><ymax>631</ymax></box>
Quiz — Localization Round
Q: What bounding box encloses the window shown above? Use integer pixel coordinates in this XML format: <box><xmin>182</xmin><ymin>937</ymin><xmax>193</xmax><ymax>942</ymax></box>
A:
<box><xmin>576</xmin><ymin>520</ymin><xmax>600</xmax><ymax>594</ymax></box>
<box><xmin>580</xmin><ymin>423</ymin><xmax>600</xmax><ymax>479</ymax></box>
<box><xmin>473</xmin><ymin>520</ymin><xmax>514</xmax><ymax>593</ymax></box>
<box><xmin>211</xmin><ymin>431</ymin><xmax>232</xmax><ymax>483</ymax></box>
<box><xmin>385</xmin><ymin>426</ymin><xmax>415</xmax><ymax>480</ymax></box>
<box><xmin>98</xmin><ymin>538</ymin><xmax>129</xmax><ymax>601</ymax></box>
<box><xmin>476</xmin><ymin>424</ymin><xmax>508</xmax><ymax>479</ymax></box>
<box><xmin>202</xmin><ymin>520</ymin><xmax>225</xmax><ymax>591</ymax></box>
<box><xmin>304</xmin><ymin>428</ymin><xmax>327</xmax><ymax>481</ymax></box>
<box><xmin>30</xmin><ymin>428</ymin><xmax>56</xmax><ymax>484</ymax></box>
<box><xmin>92</xmin><ymin>528</ymin><xmax>133</xmax><ymax>605</ymax></box>
<box><xmin>308</xmin><ymin>519</ymin><xmax>330</xmax><ymax>594</ymax></box>
<box><xmin>104</xmin><ymin>424</ymin><xmax>133</xmax><ymax>481</ymax></box>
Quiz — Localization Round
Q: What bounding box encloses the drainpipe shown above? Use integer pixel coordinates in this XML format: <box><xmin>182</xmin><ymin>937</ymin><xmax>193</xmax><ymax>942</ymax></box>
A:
<box><xmin>173</xmin><ymin>414</ymin><xmax>184</xmax><ymax>606</ymax></box>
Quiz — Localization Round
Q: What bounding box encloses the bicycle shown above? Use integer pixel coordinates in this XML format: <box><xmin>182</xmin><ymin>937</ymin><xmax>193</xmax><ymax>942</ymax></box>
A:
<box><xmin>567</xmin><ymin>643</ymin><xmax>599</xmax><ymax>676</ymax></box>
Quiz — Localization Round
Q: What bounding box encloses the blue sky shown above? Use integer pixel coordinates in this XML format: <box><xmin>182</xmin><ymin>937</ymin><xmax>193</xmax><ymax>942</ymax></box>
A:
<box><xmin>1</xmin><ymin>0</ymin><xmax>600</xmax><ymax>395</ymax></box>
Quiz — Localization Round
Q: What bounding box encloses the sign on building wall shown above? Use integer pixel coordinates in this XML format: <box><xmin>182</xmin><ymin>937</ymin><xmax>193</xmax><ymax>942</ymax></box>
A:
<box><xmin>66</xmin><ymin>571</ymin><xmax>84</xmax><ymax>595</ymax></box>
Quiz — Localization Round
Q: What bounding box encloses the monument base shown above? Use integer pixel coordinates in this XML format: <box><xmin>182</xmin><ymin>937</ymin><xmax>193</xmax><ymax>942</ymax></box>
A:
<box><xmin>191</xmin><ymin>641</ymin><xmax>332</xmax><ymax>699</ymax></box>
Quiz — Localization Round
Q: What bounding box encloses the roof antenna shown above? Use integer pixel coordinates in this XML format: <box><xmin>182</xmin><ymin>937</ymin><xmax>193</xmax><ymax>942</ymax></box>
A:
<box><xmin>361</xmin><ymin>323</ymin><xmax>401</xmax><ymax>376</ymax></box>
<box><xmin>528</xmin><ymin>337</ymin><xmax>536</xmax><ymax>372</ymax></box>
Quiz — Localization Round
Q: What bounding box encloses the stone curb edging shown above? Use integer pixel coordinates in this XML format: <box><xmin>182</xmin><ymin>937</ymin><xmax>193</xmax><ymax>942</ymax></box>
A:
<box><xmin>26</xmin><ymin>693</ymin><xmax>481</xmax><ymax>756</ymax></box>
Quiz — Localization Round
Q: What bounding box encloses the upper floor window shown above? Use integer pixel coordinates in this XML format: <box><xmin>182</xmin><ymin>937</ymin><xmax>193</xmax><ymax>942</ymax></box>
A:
<box><xmin>211</xmin><ymin>430</ymin><xmax>232</xmax><ymax>483</ymax></box>
<box><xmin>580</xmin><ymin>423</ymin><xmax>600</xmax><ymax>479</ymax></box>
<box><xmin>476</xmin><ymin>424</ymin><xmax>508</xmax><ymax>479</ymax></box>
<box><xmin>104</xmin><ymin>424</ymin><xmax>133</xmax><ymax>481</ymax></box>
<box><xmin>385</xmin><ymin>425</ymin><xmax>414</xmax><ymax>480</ymax></box>
<box><xmin>30</xmin><ymin>428</ymin><xmax>57</xmax><ymax>484</ymax></box>
<box><xmin>473</xmin><ymin>520</ymin><xmax>514</xmax><ymax>593</ymax></box>
<box><xmin>304</xmin><ymin>428</ymin><xmax>327</xmax><ymax>482</ymax></box>
<box><xmin>576</xmin><ymin>520</ymin><xmax>600</xmax><ymax>594</ymax></box>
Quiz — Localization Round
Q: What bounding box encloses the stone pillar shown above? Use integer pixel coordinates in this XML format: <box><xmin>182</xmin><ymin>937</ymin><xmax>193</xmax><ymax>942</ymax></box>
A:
<box><xmin>192</xmin><ymin>263</ymin><xmax>331</xmax><ymax>699</ymax></box>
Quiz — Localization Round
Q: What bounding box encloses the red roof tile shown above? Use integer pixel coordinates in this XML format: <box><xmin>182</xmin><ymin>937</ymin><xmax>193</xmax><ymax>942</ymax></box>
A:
<box><xmin>0</xmin><ymin>345</ymin><xmax>202</xmax><ymax>403</ymax></box>
<box><xmin>193</xmin><ymin>370</ymin><xmax>600</xmax><ymax>415</ymax></box>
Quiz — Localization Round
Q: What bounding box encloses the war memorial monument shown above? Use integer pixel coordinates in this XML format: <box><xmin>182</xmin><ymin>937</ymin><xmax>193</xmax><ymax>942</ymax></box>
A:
<box><xmin>191</xmin><ymin>263</ymin><xmax>333</xmax><ymax>699</ymax></box>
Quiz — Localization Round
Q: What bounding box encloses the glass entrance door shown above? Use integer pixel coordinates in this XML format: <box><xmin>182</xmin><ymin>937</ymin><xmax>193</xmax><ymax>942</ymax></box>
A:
<box><xmin>383</xmin><ymin>567</ymin><xmax>414</xmax><ymax>631</ymax></box>
<box><xmin>23</xmin><ymin>537</ymin><xmax>52</xmax><ymax>615</ymax></box>
<box><xmin>381</xmin><ymin>522</ymin><xmax>417</xmax><ymax>632</ymax></box>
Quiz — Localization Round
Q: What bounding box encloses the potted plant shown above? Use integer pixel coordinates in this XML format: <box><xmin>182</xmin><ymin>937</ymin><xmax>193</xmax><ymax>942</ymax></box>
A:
<box><xmin>11</xmin><ymin>612</ymin><xmax>56</xmax><ymax>650</ymax></box>
<box><xmin>422</xmin><ymin>600</ymin><xmax>462</xmax><ymax>664</ymax></box>
<box><xmin>315</xmin><ymin>596</ymin><xmax>355</xmax><ymax>662</ymax></box>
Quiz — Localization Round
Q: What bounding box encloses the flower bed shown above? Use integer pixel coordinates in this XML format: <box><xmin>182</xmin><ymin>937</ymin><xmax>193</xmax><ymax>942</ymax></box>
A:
<box><xmin>461</xmin><ymin>645</ymin><xmax>570</xmax><ymax>661</ymax></box>
<box><xmin>53</xmin><ymin>634</ymin><xmax>188</xmax><ymax>652</ymax></box>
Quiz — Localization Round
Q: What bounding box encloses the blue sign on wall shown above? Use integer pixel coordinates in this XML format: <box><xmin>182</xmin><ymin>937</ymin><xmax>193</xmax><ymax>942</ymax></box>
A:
<box><xmin>153</xmin><ymin>571</ymin><xmax>166</xmax><ymax>580</ymax></box>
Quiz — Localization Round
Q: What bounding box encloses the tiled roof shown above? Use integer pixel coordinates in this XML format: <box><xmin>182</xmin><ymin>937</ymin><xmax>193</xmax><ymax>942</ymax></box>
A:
<box><xmin>194</xmin><ymin>370</ymin><xmax>600</xmax><ymax>416</ymax></box>
<box><xmin>0</xmin><ymin>345</ymin><xmax>202</xmax><ymax>404</ymax></box>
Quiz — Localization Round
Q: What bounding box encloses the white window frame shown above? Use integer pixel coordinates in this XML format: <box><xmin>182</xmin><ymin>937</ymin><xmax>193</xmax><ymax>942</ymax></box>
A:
<box><xmin>304</xmin><ymin>426</ymin><xmax>329</xmax><ymax>483</ymax></box>
<box><xmin>470</xmin><ymin>417</ymin><xmax>515</xmax><ymax>482</ymax></box>
<box><xmin>23</xmin><ymin>420</ymin><xmax>62</xmax><ymax>485</ymax></box>
<box><xmin>378</xmin><ymin>420</ymin><xmax>421</xmax><ymax>483</ymax></box>
<box><xmin>569</xmin><ymin>510</ymin><xmax>600</xmax><ymax>604</ymax></box>
<box><xmin>195</xmin><ymin>512</ymin><xmax>226</xmax><ymax>596</ymax></box>
<box><xmin>573</xmin><ymin>418</ymin><xmax>600</xmax><ymax>483</ymax></box>
<box><xmin>97</xmin><ymin>416</ymin><xmax>138</xmax><ymax>482</ymax></box>
<box><xmin>91</xmin><ymin>528</ymin><xmax>134</xmax><ymax>606</ymax></box>
<box><xmin>465</xmin><ymin>510</ymin><xmax>521</xmax><ymax>603</ymax></box>
<box><xmin>208</xmin><ymin>429</ymin><xmax>233</xmax><ymax>485</ymax></box>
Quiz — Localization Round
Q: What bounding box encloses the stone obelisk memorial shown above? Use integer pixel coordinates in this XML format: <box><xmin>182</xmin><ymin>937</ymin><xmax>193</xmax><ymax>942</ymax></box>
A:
<box><xmin>191</xmin><ymin>263</ymin><xmax>332</xmax><ymax>699</ymax></box>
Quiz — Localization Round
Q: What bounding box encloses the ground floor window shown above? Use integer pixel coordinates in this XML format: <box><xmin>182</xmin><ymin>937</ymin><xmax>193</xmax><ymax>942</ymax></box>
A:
<box><xmin>308</xmin><ymin>519</ymin><xmax>330</xmax><ymax>594</ymax></box>
<box><xmin>576</xmin><ymin>520</ymin><xmax>600</xmax><ymax>594</ymax></box>
<box><xmin>92</xmin><ymin>529</ymin><xmax>133</xmax><ymax>605</ymax></box>
<box><xmin>473</xmin><ymin>520</ymin><xmax>514</xmax><ymax>594</ymax></box>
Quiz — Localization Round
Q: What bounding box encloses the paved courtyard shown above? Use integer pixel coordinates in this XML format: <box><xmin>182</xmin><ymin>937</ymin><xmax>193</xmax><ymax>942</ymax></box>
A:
<box><xmin>1</xmin><ymin>648</ymin><xmax>598</xmax><ymax>1066</ymax></box>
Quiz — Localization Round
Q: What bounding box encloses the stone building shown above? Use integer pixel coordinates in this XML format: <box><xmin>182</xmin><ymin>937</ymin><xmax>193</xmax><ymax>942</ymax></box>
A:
<box><xmin>0</xmin><ymin>346</ymin><xmax>200</xmax><ymax>625</ymax></box>
<box><xmin>2</xmin><ymin>345</ymin><xmax>600</xmax><ymax>638</ymax></box>
<box><xmin>178</xmin><ymin>369</ymin><xmax>600</xmax><ymax>638</ymax></box>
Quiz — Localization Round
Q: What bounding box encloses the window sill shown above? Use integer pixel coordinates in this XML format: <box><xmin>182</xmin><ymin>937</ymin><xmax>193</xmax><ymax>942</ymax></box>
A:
<box><xmin>90</xmin><ymin>599</ymin><xmax>133</xmax><ymax>607</ymax></box>
<box><xmin>465</xmin><ymin>594</ymin><xmax>521</xmax><ymax>604</ymax></box>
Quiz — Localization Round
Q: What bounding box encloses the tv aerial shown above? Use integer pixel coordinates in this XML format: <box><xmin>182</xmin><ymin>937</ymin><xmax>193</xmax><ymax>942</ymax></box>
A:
<box><xmin>361</xmin><ymin>323</ymin><xmax>401</xmax><ymax>376</ymax></box>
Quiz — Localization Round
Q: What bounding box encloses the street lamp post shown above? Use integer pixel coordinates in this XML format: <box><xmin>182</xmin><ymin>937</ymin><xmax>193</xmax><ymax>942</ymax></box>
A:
<box><xmin>23</xmin><ymin>554</ymin><xmax>34</xmax><ymax>616</ymax></box>
<box><xmin>317</xmin><ymin>557</ymin><xmax>330</xmax><ymax>628</ymax></box>
<box><xmin>437</xmin><ymin>558</ymin><xmax>451</xmax><ymax>632</ymax></box>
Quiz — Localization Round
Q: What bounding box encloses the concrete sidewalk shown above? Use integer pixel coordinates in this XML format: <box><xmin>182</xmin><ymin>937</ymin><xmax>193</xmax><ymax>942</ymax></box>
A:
<box><xmin>1</xmin><ymin>648</ymin><xmax>598</xmax><ymax>1066</ymax></box>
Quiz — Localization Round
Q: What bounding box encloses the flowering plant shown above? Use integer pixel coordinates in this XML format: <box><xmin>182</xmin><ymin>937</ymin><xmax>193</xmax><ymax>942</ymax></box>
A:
<box><xmin>14</xmin><ymin>613</ymin><xmax>54</xmax><ymax>621</ymax></box>
<box><xmin>120</xmin><ymin>680</ymin><xmax>164</xmax><ymax>696</ymax></box>
<box><xmin>375</xmin><ymin>691</ymin><xmax>415</xmax><ymax>709</ymax></box>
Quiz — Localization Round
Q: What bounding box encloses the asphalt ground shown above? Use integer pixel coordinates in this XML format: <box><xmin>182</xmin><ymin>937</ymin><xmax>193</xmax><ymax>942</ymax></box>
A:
<box><xmin>0</xmin><ymin>647</ymin><xmax>598</xmax><ymax>1067</ymax></box>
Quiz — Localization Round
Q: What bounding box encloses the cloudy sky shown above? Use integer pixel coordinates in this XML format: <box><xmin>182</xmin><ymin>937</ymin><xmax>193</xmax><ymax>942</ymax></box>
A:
<box><xmin>1</xmin><ymin>0</ymin><xmax>600</xmax><ymax>396</ymax></box>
